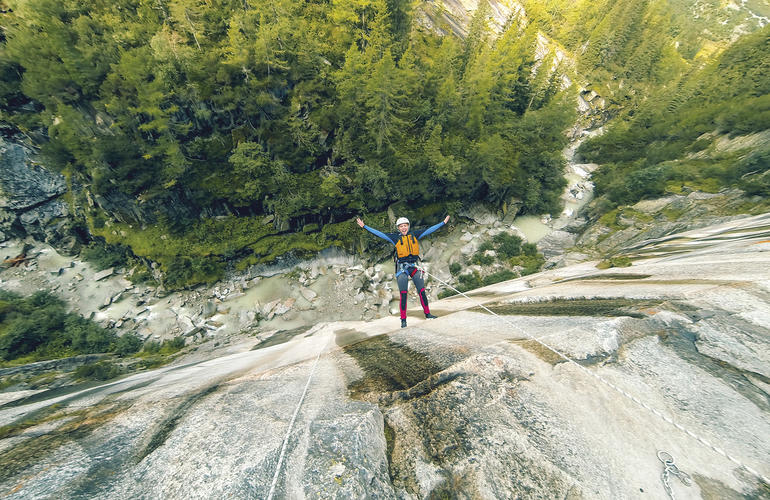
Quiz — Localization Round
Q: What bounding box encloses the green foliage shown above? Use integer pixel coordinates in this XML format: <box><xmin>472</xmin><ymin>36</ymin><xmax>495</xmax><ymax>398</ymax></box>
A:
<box><xmin>142</xmin><ymin>336</ymin><xmax>186</xmax><ymax>356</ymax></box>
<box><xmin>163</xmin><ymin>256</ymin><xmax>224</xmax><ymax>290</ymax></box>
<box><xmin>80</xmin><ymin>239</ymin><xmax>133</xmax><ymax>271</ymax></box>
<box><xmin>74</xmin><ymin>360</ymin><xmax>123</xmax><ymax>381</ymax></box>
<box><xmin>0</xmin><ymin>0</ymin><xmax>575</xmax><ymax>287</ymax></box>
<box><xmin>91</xmin><ymin>214</ymin><xmax>275</xmax><ymax>289</ymax></box>
<box><xmin>596</xmin><ymin>256</ymin><xmax>633</xmax><ymax>269</ymax></box>
<box><xmin>598</xmin><ymin>208</ymin><xmax>627</xmax><ymax>231</ymax></box>
<box><xmin>522</xmin><ymin>243</ymin><xmax>538</xmax><ymax>257</ymax></box>
<box><xmin>452</xmin><ymin>232</ymin><xmax>545</xmax><ymax>294</ymax></box>
<box><xmin>470</xmin><ymin>232</ymin><xmax>527</xmax><ymax>265</ymax></box>
<box><xmin>113</xmin><ymin>333</ymin><xmax>142</xmax><ymax>357</ymax></box>
<box><xmin>492</xmin><ymin>232</ymin><xmax>523</xmax><ymax>259</ymax></box>
<box><xmin>509</xmin><ymin>254</ymin><xmax>546</xmax><ymax>276</ymax></box>
<box><xmin>457</xmin><ymin>272</ymin><xmax>483</xmax><ymax>290</ymax></box>
<box><xmin>482</xmin><ymin>269</ymin><xmax>517</xmax><ymax>286</ymax></box>
<box><xmin>470</xmin><ymin>252</ymin><xmax>495</xmax><ymax>266</ymax></box>
<box><xmin>219</xmin><ymin>142</ymin><xmax>287</xmax><ymax>208</ymax></box>
<box><xmin>477</xmin><ymin>241</ymin><xmax>494</xmax><ymax>253</ymax></box>
<box><xmin>0</xmin><ymin>291</ymin><xmax>117</xmax><ymax>363</ymax></box>
<box><xmin>449</xmin><ymin>262</ymin><xmax>462</xmax><ymax>275</ymax></box>
<box><xmin>582</xmin><ymin>27</ymin><xmax>770</xmax><ymax>212</ymax></box>
<box><xmin>440</xmin><ymin>268</ymin><xmax>518</xmax><ymax>298</ymax></box>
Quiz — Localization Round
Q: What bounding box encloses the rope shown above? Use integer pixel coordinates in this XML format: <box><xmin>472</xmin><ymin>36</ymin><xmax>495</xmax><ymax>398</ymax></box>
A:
<box><xmin>421</xmin><ymin>267</ymin><xmax>770</xmax><ymax>485</ymax></box>
<box><xmin>266</xmin><ymin>337</ymin><xmax>329</xmax><ymax>500</ymax></box>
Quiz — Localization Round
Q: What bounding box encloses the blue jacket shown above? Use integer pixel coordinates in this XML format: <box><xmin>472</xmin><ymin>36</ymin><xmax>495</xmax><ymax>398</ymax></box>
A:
<box><xmin>363</xmin><ymin>220</ymin><xmax>446</xmax><ymax>264</ymax></box>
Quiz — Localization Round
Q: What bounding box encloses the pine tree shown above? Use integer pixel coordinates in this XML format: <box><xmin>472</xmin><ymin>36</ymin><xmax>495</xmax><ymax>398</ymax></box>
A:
<box><xmin>365</xmin><ymin>48</ymin><xmax>406</xmax><ymax>153</ymax></box>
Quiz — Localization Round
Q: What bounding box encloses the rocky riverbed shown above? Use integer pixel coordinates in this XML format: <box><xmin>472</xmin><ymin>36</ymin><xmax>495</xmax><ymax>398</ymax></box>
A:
<box><xmin>1</xmin><ymin>213</ymin><xmax>769</xmax><ymax>498</ymax></box>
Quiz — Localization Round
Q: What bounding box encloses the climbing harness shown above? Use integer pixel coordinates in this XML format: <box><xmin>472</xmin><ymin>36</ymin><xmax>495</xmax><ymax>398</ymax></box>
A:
<box><xmin>658</xmin><ymin>451</ymin><xmax>692</xmax><ymax>500</ymax></box>
<box><xmin>417</xmin><ymin>267</ymin><xmax>770</xmax><ymax>487</ymax></box>
<box><xmin>395</xmin><ymin>261</ymin><xmax>424</xmax><ymax>279</ymax></box>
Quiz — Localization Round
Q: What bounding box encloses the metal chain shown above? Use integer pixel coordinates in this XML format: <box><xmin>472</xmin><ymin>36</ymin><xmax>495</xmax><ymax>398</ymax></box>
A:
<box><xmin>658</xmin><ymin>451</ymin><xmax>692</xmax><ymax>500</ymax></box>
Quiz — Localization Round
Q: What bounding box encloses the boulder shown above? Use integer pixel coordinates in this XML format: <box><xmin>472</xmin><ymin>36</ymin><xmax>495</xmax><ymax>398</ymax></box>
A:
<box><xmin>536</xmin><ymin>231</ymin><xmax>577</xmax><ymax>259</ymax></box>
<box><xmin>459</xmin><ymin>242</ymin><xmax>476</xmax><ymax>257</ymax></box>
<box><xmin>202</xmin><ymin>301</ymin><xmax>218</xmax><ymax>318</ymax></box>
<box><xmin>695</xmin><ymin>315</ymin><xmax>770</xmax><ymax>379</ymax></box>
<box><xmin>19</xmin><ymin>198</ymin><xmax>70</xmax><ymax>238</ymax></box>
<box><xmin>262</xmin><ymin>299</ymin><xmax>281</xmax><ymax>318</ymax></box>
<box><xmin>299</xmin><ymin>287</ymin><xmax>318</xmax><ymax>302</ymax></box>
<box><xmin>458</xmin><ymin>203</ymin><xmax>497</xmax><ymax>225</ymax></box>
<box><xmin>93</xmin><ymin>268</ymin><xmax>114</xmax><ymax>281</ymax></box>
<box><xmin>544</xmin><ymin>251</ymin><xmax>592</xmax><ymax>269</ymax></box>
<box><xmin>0</xmin><ymin>140</ymin><xmax>66</xmax><ymax>210</ymax></box>
<box><xmin>556</xmin><ymin>218</ymin><xmax>587</xmax><ymax>234</ymax></box>
<box><xmin>273</xmin><ymin>298</ymin><xmax>295</xmax><ymax>316</ymax></box>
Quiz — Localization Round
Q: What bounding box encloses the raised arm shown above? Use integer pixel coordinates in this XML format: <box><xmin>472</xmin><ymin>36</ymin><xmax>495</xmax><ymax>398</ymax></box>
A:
<box><xmin>356</xmin><ymin>217</ymin><xmax>396</xmax><ymax>245</ymax></box>
<box><xmin>416</xmin><ymin>215</ymin><xmax>450</xmax><ymax>240</ymax></box>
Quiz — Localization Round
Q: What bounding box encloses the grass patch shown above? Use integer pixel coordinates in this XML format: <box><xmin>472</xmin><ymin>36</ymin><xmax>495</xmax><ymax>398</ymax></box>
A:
<box><xmin>91</xmin><ymin>215</ymin><xmax>275</xmax><ymax>263</ymax></box>
<box><xmin>598</xmin><ymin>208</ymin><xmax>627</xmax><ymax>231</ymax></box>
<box><xmin>0</xmin><ymin>375</ymin><xmax>22</xmax><ymax>391</ymax></box>
<box><xmin>90</xmin><ymin>215</ymin><xmax>277</xmax><ymax>288</ymax></box>
<box><xmin>80</xmin><ymin>239</ymin><xmax>133</xmax><ymax>271</ymax></box>
<box><xmin>714</xmin><ymin>197</ymin><xmax>770</xmax><ymax>217</ymax></box>
<box><xmin>511</xmin><ymin>339</ymin><xmax>565</xmax><ymax>365</ymax></box>
<box><xmin>477</xmin><ymin>297</ymin><xmax>664</xmax><ymax>318</ymax></box>
<box><xmin>130</xmin><ymin>336</ymin><xmax>187</xmax><ymax>369</ymax></box>
<box><xmin>245</xmin><ymin>231</ymin><xmax>338</xmax><ymax>266</ymax></box>
<box><xmin>599</xmin><ymin>207</ymin><xmax>655</xmax><ymax>229</ymax></box>
<box><xmin>661</xmin><ymin>207</ymin><xmax>687</xmax><ymax>221</ymax></box>
<box><xmin>596</xmin><ymin>256</ymin><xmax>633</xmax><ymax>269</ymax></box>
<box><xmin>561</xmin><ymin>273</ymin><xmax>652</xmax><ymax>282</ymax></box>
<box><xmin>439</xmin><ymin>269</ymin><xmax>518</xmax><ymax>299</ymax></box>
<box><xmin>74</xmin><ymin>360</ymin><xmax>123</xmax><ymax>381</ymax></box>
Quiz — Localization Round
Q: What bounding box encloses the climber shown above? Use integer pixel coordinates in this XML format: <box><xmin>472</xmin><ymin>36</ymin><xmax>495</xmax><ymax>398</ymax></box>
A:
<box><xmin>356</xmin><ymin>214</ymin><xmax>450</xmax><ymax>328</ymax></box>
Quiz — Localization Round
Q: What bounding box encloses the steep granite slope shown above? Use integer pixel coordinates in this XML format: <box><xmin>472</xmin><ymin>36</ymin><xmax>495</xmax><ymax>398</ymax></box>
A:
<box><xmin>1</xmin><ymin>214</ymin><xmax>768</xmax><ymax>498</ymax></box>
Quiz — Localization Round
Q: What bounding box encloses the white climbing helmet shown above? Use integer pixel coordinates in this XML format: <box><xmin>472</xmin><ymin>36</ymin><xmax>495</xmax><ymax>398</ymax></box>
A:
<box><xmin>396</xmin><ymin>217</ymin><xmax>410</xmax><ymax>226</ymax></box>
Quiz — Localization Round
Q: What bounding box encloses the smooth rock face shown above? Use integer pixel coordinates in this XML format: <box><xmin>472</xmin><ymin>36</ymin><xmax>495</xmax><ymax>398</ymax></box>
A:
<box><xmin>0</xmin><ymin>139</ymin><xmax>80</xmax><ymax>248</ymax></box>
<box><xmin>693</xmin><ymin>308</ymin><xmax>770</xmax><ymax>379</ymax></box>
<box><xmin>1</xmin><ymin>216</ymin><xmax>769</xmax><ymax>499</ymax></box>
<box><xmin>537</xmin><ymin>229</ymin><xmax>578</xmax><ymax>259</ymax></box>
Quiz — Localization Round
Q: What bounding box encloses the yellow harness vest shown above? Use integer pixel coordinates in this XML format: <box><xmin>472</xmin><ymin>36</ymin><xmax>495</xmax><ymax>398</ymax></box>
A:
<box><xmin>395</xmin><ymin>234</ymin><xmax>419</xmax><ymax>259</ymax></box>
